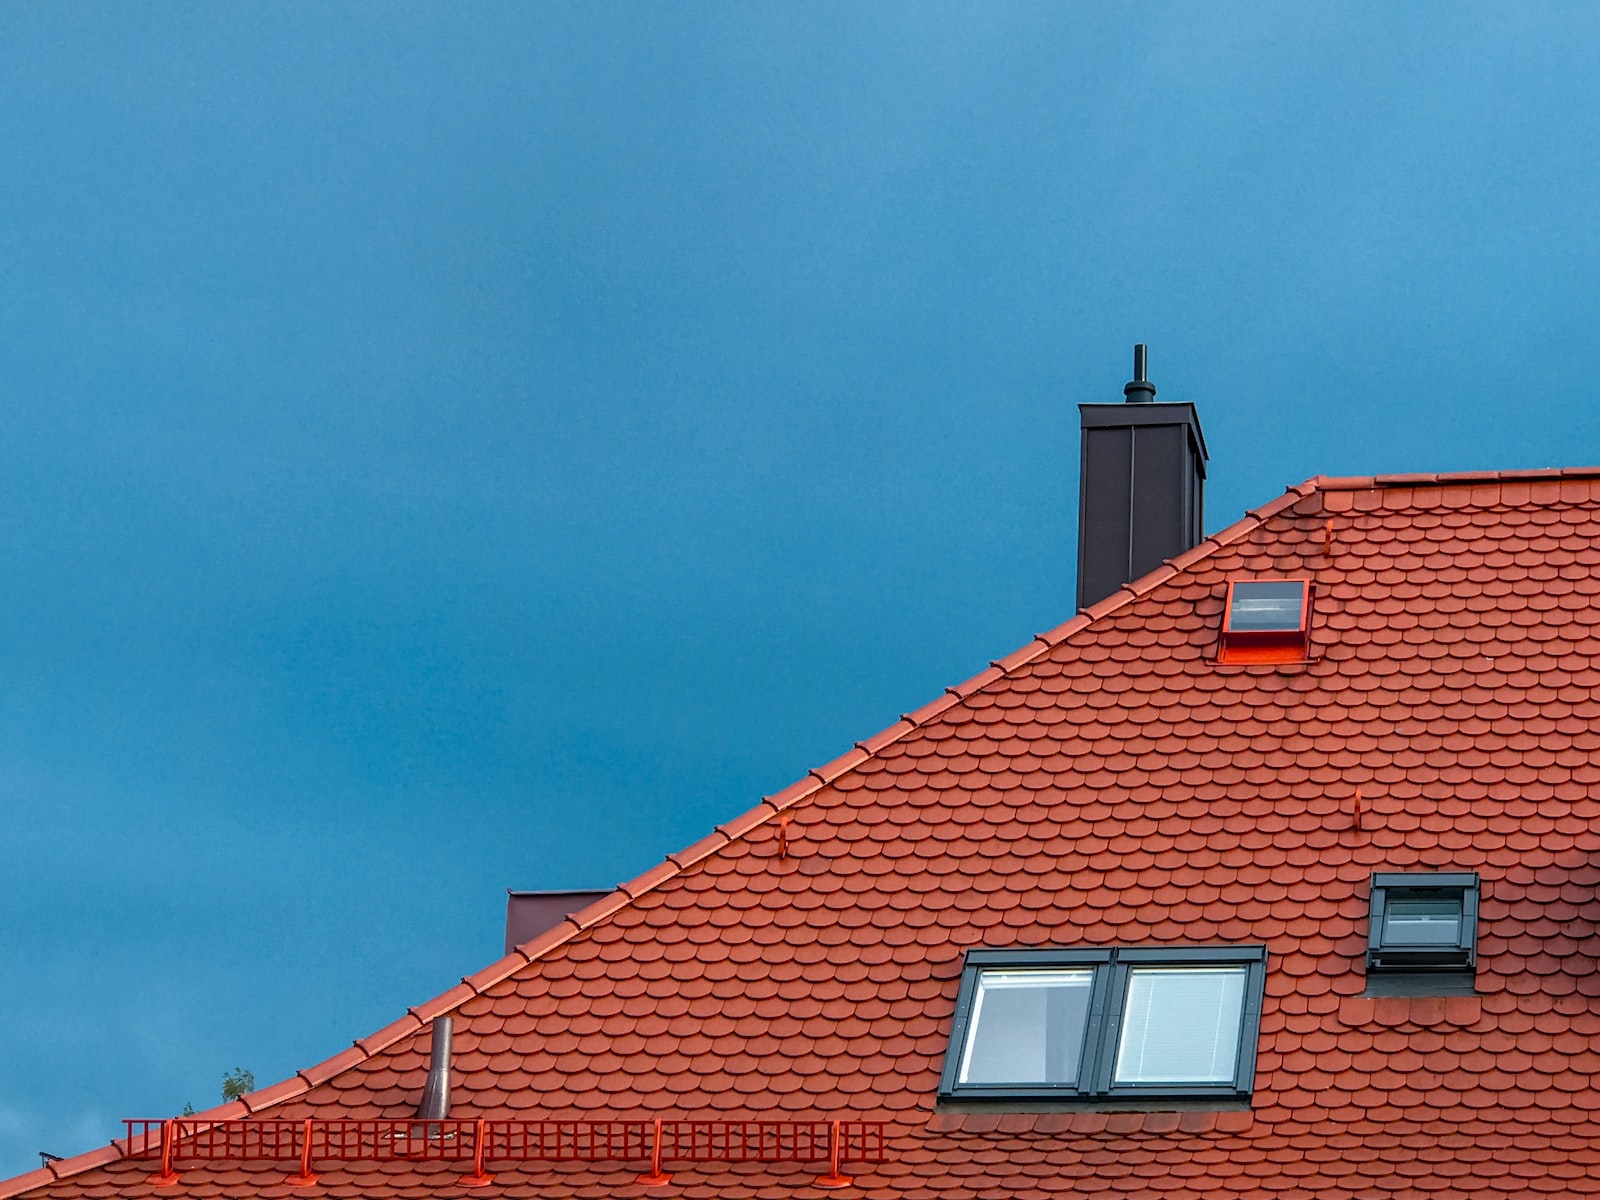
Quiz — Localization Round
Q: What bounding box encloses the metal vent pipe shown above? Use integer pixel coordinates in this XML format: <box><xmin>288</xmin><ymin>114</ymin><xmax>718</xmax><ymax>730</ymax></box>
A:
<box><xmin>1123</xmin><ymin>343</ymin><xmax>1157</xmax><ymax>402</ymax></box>
<box><xmin>416</xmin><ymin>1017</ymin><xmax>452</xmax><ymax>1120</ymax></box>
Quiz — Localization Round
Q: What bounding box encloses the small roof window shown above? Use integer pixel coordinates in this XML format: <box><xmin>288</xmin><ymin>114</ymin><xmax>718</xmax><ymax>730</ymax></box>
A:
<box><xmin>1218</xmin><ymin>579</ymin><xmax>1310</xmax><ymax>664</ymax></box>
<box><xmin>1366</xmin><ymin>872</ymin><xmax>1479</xmax><ymax>995</ymax></box>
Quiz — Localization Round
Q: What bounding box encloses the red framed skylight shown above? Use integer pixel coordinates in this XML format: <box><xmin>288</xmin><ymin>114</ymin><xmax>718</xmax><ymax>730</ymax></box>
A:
<box><xmin>1217</xmin><ymin>579</ymin><xmax>1311</xmax><ymax>664</ymax></box>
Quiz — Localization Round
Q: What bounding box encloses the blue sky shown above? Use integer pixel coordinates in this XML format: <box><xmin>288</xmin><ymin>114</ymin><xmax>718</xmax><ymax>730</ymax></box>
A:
<box><xmin>3</xmin><ymin>1</ymin><xmax>1599</xmax><ymax>1174</ymax></box>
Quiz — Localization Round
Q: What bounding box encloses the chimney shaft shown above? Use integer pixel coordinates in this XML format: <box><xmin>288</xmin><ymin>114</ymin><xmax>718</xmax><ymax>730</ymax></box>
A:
<box><xmin>1076</xmin><ymin>346</ymin><xmax>1208</xmax><ymax>610</ymax></box>
<box><xmin>416</xmin><ymin>1017</ymin><xmax>452</xmax><ymax>1120</ymax></box>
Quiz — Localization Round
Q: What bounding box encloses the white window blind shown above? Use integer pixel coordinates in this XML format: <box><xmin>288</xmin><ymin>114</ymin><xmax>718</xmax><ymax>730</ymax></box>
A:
<box><xmin>1113</xmin><ymin>966</ymin><xmax>1246</xmax><ymax>1084</ymax></box>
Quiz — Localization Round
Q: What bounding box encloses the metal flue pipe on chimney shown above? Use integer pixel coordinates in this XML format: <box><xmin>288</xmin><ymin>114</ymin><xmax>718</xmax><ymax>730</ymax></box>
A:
<box><xmin>416</xmin><ymin>1017</ymin><xmax>453</xmax><ymax>1120</ymax></box>
<box><xmin>1123</xmin><ymin>343</ymin><xmax>1157</xmax><ymax>403</ymax></box>
<box><xmin>1076</xmin><ymin>345</ymin><xmax>1208</xmax><ymax>610</ymax></box>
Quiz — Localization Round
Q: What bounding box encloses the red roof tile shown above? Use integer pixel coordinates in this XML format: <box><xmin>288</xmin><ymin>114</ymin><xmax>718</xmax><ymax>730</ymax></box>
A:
<box><xmin>14</xmin><ymin>468</ymin><xmax>1600</xmax><ymax>1199</ymax></box>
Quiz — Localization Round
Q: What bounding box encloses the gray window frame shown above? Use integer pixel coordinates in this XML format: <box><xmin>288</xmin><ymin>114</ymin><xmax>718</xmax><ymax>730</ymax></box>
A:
<box><xmin>1367</xmin><ymin>872</ymin><xmax>1479</xmax><ymax>974</ymax></box>
<box><xmin>939</xmin><ymin>945</ymin><xmax>1268</xmax><ymax>1103</ymax></box>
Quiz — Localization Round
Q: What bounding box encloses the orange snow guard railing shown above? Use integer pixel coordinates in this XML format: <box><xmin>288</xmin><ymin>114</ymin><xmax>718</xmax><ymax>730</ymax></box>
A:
<box><xmin>126</xmin><ymin>1116</ymin><xmax>887</xmax><ymax>1190</ymax></box>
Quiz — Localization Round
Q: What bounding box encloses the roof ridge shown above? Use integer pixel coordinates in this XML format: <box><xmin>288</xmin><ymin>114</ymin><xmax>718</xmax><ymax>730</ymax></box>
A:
<box><xmin>0</xmin><ymin>475</ymin><xmax>1334</xmax><ymax>1200</ymax></box>
<box><xmin>1312</xmin><ymin>465</ymin><xmax>1600</xmax><ymax>490</ymax></box>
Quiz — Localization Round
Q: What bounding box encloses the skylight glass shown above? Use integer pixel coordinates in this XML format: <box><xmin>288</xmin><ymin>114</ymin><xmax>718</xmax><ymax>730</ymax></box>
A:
<box><xmin>1225</xmin><ymin>581</ymin><xmax>1307</xmax><ymax>632</ymax></box>
<box><xmin>1112</xmin><ymin>966</ymin><xmax>1247</xmax><ymax>1085</ymax></box>
<box><xmin>1383</xmin><ymin>895</ymin><xmax>1464</xmax><ymax>945</ymax></box>
<box><xmin>958</xmin><ymin>968</ymin><xmax>1093</xmax><ymax>1085</ymax></box>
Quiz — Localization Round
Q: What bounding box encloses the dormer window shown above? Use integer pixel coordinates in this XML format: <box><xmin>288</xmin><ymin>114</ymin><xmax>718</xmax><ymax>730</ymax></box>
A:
<box><xmin>1366</xmin><ymin>873</ymin><xmax>1479</xmax><ymax>994</ymax></box>
<box><xmin>1217</xmin><ymin>580</ymin><xmax>1310</xmax><ymax>664</ymax></box>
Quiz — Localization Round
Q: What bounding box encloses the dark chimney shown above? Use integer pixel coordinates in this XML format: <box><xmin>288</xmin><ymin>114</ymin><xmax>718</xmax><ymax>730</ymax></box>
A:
<box><xmin>416</xmin><ymin>1017</ymin><xmax>452</xmax><ymax>1120</ymax></box>
<box><xmin>1076</xmin><ymin>345</ymin><xmax>1208</xmax><ymax>610</ymax></box>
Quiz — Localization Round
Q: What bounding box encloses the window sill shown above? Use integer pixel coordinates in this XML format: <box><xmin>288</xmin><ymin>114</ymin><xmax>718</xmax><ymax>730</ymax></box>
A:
<box><xmin>1363</xmin><ymin>972</ymin><xmax>1477</xmax><ymax>997</ymax></box>
<box><xmin>1209</xmin><ymin>658</ymin><xmax>1316</xmax><ymax>673</ymax></box>
<box><xmin>925</xmin><ymin>1108</ymin><xmax>1255</xmax><ymax>1136</ymax></box>
<box><xmin>936</xmin><ymin>1097</ymin><xmax>1251</xmax><ymax>1114</ymax></box>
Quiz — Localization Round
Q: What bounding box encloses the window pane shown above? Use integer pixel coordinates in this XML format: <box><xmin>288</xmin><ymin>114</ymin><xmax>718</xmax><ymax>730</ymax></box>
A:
<box><xmin>958</xmin><ymin>969</ymin><xmax>1094</xmax><ymax>1085</ymax></box>
<box><xmin>1227</xmin><ymin>581</ymin><xmax>1305</xmax><ymax>631</ymax></box>
<box><xmin>1113</xmin><ymin>966</ymin><xmax>1247</xmax><ymax>1085</ymax></box>
<box><xmin>1384</xmin><ymin>895</ymin><xmax>1462</xmax><ymax>945</ymax></box>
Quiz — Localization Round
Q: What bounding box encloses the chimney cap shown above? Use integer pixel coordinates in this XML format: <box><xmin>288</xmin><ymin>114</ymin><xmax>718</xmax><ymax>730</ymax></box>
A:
<box><xmin>1124</xmin><ymin>343</ymin><xmax>1157</xmax><ymax>403</ymax></box>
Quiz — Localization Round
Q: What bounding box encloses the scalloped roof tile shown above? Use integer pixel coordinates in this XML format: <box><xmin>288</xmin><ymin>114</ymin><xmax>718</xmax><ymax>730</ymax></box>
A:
<box><xmin>11</xmin><ymin>468</ymin><xmax>1600</xmax><ymax>1198</ymax></box>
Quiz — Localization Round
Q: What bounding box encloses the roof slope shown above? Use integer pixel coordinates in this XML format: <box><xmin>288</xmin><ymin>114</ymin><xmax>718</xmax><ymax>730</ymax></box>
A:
<box><xmin>12</xmin><ymin>468</ymin><xmax>1600</xmax><ymax>1198</ymax></box>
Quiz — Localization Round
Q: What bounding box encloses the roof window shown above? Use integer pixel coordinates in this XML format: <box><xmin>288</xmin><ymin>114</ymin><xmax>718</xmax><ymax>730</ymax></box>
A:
<box><xmin>1217</xmin><ymin>579</ymin><xmax>1310</xmax><ymax>664</ymax></box>
<box><xmin>1366</xmin><ymin>873</ymin><xmax>1479</xmax><ymax>995</ymax></box>
<box><xmin>939</xmin><ymin>946</ymin><xmax>1266</xmax><ymax>1102</ymax></box>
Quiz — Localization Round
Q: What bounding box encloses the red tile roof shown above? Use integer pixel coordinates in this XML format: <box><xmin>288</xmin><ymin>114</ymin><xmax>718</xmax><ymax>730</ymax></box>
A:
<box><xmin>12</xmin><ymin>467</ymin><xmax>1600</xmax><ymax>1198</ymax></box>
